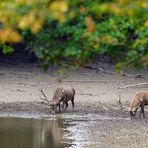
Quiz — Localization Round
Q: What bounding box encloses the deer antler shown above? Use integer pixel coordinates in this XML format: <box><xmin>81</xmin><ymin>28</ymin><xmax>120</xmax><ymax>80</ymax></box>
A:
<box><xmin>39</xmin><ymin>97</ymin><xmax>51</xmax><ymax>106</ymax></box>
<box><xmin>39</xmin><ymin>88</ymin><xmax>50</xmax><ymax>104</ymax></box>
<box><xmin>118</xmin><ymin>94</ymin><xmax>129</xmax><ymax>111</ymax></box>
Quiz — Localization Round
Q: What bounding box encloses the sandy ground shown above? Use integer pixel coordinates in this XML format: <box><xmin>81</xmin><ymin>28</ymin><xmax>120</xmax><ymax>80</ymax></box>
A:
<box><xmin>0</xmin><ymin>61</ymin><xmax>148</xmax><ymax>117</ymax></box>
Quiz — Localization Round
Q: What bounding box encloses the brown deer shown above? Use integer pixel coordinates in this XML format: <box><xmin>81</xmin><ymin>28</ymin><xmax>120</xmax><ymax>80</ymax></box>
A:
<box><xmin>39</xmin><ymin>86</ymin><xmax>75</xmax><ymax>114</ymax></box>
<box><xmin>129</xmin><ymin>91</ymin><xmax>148</xmax><ymax>119</ymax></box>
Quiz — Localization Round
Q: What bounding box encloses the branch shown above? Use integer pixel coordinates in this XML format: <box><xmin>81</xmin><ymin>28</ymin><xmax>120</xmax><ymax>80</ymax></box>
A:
<box><xmin>119</xmin><ymin>83</ymin><xmax>148</xmax><ymax>89</ymax></box>
<box><xmin>85</xmin><ymin>65</ymin><xmax>114</xmax><ymax>74</ymax></box>
<box><xmin>80</xmin><ymin>93</ymin><xmax>93</xmax><ymax>96</ymax></box>
<box><xmin>64</xmin><ymin>80</ymin><xmax>109</xmax><ymax>83</ymax></box>
<box><xmin>121</xmin><ymin>73</ymin><xmax>146</xmax><ymax>79</ymax></box>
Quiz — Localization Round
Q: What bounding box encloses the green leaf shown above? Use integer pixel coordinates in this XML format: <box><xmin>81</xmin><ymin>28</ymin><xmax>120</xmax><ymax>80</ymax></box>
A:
<box><xmin>2</xmin><ymin>45</ymin><xmax>14</xmax><ymax>55</ymax></box>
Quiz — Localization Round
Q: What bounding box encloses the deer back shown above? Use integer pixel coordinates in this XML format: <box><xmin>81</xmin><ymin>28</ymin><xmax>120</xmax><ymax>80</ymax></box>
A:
<box><xmin>129</xmin><ymin>92</ymin><xmax>148</xmax><ymax>111</ymax></box>
<box><xmin>61</xmin><ymin>87</ymin><xmax>75</xmax><ymax>101</ymax></box>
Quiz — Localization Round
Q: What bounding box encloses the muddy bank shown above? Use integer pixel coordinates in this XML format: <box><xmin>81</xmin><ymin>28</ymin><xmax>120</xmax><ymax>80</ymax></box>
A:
<box><xmin>0</xmin><ymin>101</ymin><xmax>134</xmax><ymax>118</ymax></box>
<box><xmin>65</xmin><ymin>116</ymin><xmax>148</xmax><ymax>148</ymax></box>
<box><xmin>0</xmin><ymin>57</ymin><xmax>147</xmax><ymax>118</ymax></box>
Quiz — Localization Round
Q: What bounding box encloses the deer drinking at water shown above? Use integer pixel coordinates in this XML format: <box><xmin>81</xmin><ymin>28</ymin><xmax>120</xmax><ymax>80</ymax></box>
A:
<box><xmin>39</xmin><ymin>86</ymin><xmax>75</xmax><ymax>114</ymax></box>
<box><xmin>129</xmin><ymin>91</ymin><xmax>148</xmax><ymax>119</ymax></box>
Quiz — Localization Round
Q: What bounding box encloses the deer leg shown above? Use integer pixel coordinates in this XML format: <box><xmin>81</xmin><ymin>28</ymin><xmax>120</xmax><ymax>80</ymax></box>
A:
<box><xmin>58</xmin><ymin>103</ymin><xmax>61</xmax><ymax>113</ymax></box>
<box><xmin>62</xmin><ymin>101</ymin><xmax>65</xmax><ymax>112</ymax></box>
<box><xmin>64</xmin><ymin>101</ymin><xmax>68</xmax><ymax>112</ymax></box>
<box><xmin>141</xmin><ymin>101</ymin><xmax>145</xmax><ymax>118</ymax></box>
<box><xmin>139</xmin><ymin>101</ymin><xmax>145</xmax><ymax>118</ymax></box>
<box><xmin>71</xmin><ymin>98</ymin><xmax>74</xmax><ymax>111</ymax></box>
<box><xmin>139</xmin><ymin>106</ymin><xmax>142</xmax><ymax>119</ymax></box>
<box><xmin>57</xmin><ymin>99</ymin><xmax>63</xmax><ymax>113</ymax></box>
<box><xmin>143</xmin><ymin>107</ymin><xmax>145</xmax><ymax>118</ymax></box>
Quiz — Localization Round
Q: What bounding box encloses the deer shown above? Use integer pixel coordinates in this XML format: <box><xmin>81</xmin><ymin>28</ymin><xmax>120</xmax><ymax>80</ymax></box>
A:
<box><xmin>128</xmin><ymin>91</ymin><xmax>148</xmax><ymax>119</ymax></box>
<box><xmin>39</xmin><ymin>88</ymin><xmax>62</xmax><ymax>114</ymax></box>
<box><xmin>39</xmin><ymin>86</ymin><xmax>75</xmax><ymax>114</ymax></box>
<box><xmin>118</xmin><ymin>92</ymin><xmax>148</xmax><ymax>119</ymax></box>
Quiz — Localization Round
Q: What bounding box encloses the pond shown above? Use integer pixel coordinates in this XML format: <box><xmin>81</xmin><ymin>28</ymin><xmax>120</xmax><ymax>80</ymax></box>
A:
<box><xmin>0</xmin><ymin>117</ymin><xmax>70</xmax><ymax>148</ymax></box>
<box><xmin>0</xmin><ymin>114</ymin><xmax>148</xmax><ymax>148</ymax></box>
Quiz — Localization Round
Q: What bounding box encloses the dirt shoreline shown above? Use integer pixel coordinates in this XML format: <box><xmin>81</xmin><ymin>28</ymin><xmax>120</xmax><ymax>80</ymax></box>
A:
<box><xmin>0</xmin><ymin>101</ymin><xmax>129</xmax><ymax>118</ymax></box>
<box><xmin>0</xmin><ymin>62</ymin><xmax>148</xmax><ymax>118</ymax></box>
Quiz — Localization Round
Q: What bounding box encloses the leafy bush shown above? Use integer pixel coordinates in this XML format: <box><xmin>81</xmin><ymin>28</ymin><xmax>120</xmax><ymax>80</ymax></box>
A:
<box><xmin>0</xmin><ymin>0</ymin><xmax>148</xmax><ymax>69</ymax></box>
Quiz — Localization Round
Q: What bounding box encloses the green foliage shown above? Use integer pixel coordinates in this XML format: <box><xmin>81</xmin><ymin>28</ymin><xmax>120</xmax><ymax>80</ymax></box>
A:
<box><xmin>0</xmin><ymin>0</ymin><xmax>148</xmax><ymax>69</ymax></box>
<box><xmin>0</xmin><ymin>44</ymin><xmax>14</xmax><ymax>55</ymax></box>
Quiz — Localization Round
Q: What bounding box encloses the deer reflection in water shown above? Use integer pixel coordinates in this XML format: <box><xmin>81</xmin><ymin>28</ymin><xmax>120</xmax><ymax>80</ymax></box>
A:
<box><xmin>0</xmin><ymin>118</ymin><xmax>70</xmax><ymax>148</ymax></box>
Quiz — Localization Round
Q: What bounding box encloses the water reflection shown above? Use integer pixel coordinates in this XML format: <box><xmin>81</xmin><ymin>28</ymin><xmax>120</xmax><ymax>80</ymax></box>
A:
<box><xmin>0</xmin><ymin>117</ymin><xmax>70</xmax><ymax>148</ymax></box>
<box><xmin>0</xmin><ymin>114</ymin><xmax>136</xmax><ymax>148</ymax></box>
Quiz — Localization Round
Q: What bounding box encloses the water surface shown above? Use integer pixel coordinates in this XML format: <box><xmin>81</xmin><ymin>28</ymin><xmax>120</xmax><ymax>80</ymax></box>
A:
<box><xmin>0</xmin><ymin>114</ymin><xmax>148</xmax><ymax>148</ymax></box>
<box><xmin>0</xmin><ymin>117</ymin><xmax>70</xmax><ymax>148</ymax></box>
